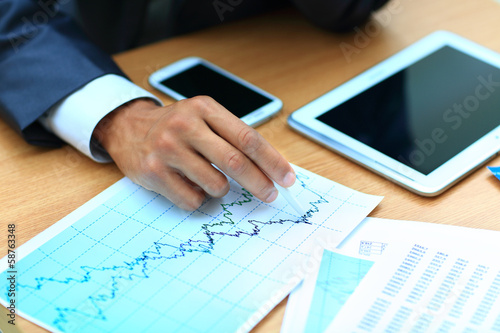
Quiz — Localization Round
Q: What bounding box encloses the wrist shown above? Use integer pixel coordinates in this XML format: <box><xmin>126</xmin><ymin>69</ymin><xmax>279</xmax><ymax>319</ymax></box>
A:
<box><xmin>93</xmin><ymin>98</ymin><xmax>159</xmax><ymax>156</ymax></box>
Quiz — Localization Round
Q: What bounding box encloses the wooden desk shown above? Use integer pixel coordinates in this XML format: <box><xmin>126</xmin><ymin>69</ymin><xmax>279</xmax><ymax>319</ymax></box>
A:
<box><xmin>2</xmin><ymin>0</ymin><xmax>500</xmax><ymax>331</ymax></box>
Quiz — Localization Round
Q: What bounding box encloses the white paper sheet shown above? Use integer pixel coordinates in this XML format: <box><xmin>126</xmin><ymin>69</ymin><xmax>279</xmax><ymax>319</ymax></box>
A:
<box><xmin>281</xmin><ymin>248</ymin><xmax>375</xmax><ymax>333</ymax></box>
<box><xmin>0</xmin><ymin>165</ymin><xmax>381</xmax><ymax>333</ymax></box>
<box><xmin>282</xmin><ymin>217</ymin><xmax>500</xmax><ymax>333</ymax></box>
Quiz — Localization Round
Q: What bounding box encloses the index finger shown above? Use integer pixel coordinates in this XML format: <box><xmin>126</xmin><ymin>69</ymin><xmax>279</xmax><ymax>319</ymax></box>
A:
<box><xmin>203</xmin><ymin>99</ymin><xmax>296</xmax><ymax>188</ymax></box>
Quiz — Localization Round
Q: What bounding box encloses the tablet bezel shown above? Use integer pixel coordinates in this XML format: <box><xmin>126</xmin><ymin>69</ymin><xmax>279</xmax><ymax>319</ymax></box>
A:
<box><xmin>288</xmin><ymin>31</ymin><xmax>500</xmax><ymax>196</ymax></box>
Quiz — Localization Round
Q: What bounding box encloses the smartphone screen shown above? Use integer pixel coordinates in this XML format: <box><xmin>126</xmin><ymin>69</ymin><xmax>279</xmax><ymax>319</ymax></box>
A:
<box><xmin>159</xmin><ymin>64</ymin><xmax>272</xmax><ymax>118</ymax></box>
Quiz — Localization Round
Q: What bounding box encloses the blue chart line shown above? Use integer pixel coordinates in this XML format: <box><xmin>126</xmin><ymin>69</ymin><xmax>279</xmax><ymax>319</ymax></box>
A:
<box><xmin>1</xmin><ymin>166</ymin><xmax>381</xmax><ymax>333</ymax></box>
<box><xmin>22</xmin><ymin>176</ymin><xmax>322</xmax><ymax>331</ymax></box>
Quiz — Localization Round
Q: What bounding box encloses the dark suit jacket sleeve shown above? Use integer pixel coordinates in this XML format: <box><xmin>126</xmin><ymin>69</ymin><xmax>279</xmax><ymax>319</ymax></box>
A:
<box><xmin>292</xmin><ymin>0</ymin><xmax>390</xmax><ymax>32</ymax></box>
<box><xmin>0</xmin><ymin>0</ymin><xmax>125</xmax><ymax>146</ymax></box>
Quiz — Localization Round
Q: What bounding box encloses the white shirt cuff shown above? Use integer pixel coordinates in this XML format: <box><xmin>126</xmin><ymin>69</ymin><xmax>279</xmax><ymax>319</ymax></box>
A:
<box><xmin>40</xmin><ymin>74</ymin><xmax>163</xmax><ymax>162</ymax></box>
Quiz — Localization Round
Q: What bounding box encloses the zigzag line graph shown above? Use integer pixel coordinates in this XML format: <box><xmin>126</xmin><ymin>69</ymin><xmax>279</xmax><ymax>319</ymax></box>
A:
<box><xmin>15</xmin><ymin>172</ymin><xmax>328</xmax><ymax>332</ymax></box>
<box><xmin>2</xmin><ymin>166</ymin><xmax>380</xmax><ymax>332</ymax></box>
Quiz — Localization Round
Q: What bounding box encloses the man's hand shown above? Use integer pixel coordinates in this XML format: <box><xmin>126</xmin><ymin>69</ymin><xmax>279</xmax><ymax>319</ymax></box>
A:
<box><xmin>94</xmin><ymin>96</ymin><xmax>296</xmax><ymax>210</ymax></box>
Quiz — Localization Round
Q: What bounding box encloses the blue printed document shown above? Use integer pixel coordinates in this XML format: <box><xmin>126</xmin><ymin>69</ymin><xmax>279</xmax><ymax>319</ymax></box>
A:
<box><xmin>281</xmin><ymin>249</ymin><xmax>374</xmax><ymax>333</ymax></box>
<box><xmin>0</xmin><ymin>165</ymin><xmax>381</xmax><ymax>333</ymax></box>
<box><xmin>283</xmin><ymin>218</ymin><xmax>500</xmax><ymax>333</ymax></box>
<box><xmin>304</xmin><ymin>251</ymin><xmax>373</xmax><ymax>333</ymax></box>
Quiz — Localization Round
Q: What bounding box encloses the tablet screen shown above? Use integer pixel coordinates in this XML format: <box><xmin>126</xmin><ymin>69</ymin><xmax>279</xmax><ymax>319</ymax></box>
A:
<box><xmin>316</xmin><ymin>46</ymin><xmax>500</xmax><ymax>175</ymax></box>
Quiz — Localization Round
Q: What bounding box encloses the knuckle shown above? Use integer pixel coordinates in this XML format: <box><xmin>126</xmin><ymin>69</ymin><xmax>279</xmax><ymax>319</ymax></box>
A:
<box><xmin>206</xmin><ymin>176</ymin><xmax>229</xmax><ymax>198</ymax></box>
<box><xmin>224</xmin><ymin>150</ymin><xmax>247</xmax><ymax>176</ymax></box>
<box><xmin>179</xmin><ymin>196</ymin><xmax>204</xmax><ymax>211</ymax></box>
<box><xmin>155</xmin><ymin>132</ymin><xmax>176</xmax><ymax>151</ymax></box>
<box><xmin>164</xmin><ymin>107</ymin><xmax>206</xmax><ymax>139</ymax></box>
<box><xmin>141</xmin><ymin>155</ymin><xmax>164</xmax><ymax>178</ymax></box>
<box><xmin>237</xmin><ymin>127</ymin><xmax>261</xmax><ymax>154</ymax></box>
<box><xmin>186</xmin><ymin>95</ymin><xmax>215</xmax><ymax>113</ymax></box>
<box><xmin>192</xmin><ymin>95</ymin><xmax>220</xmax><ymax>118</ymax></box>
<box><xmin>250</xmin><ymin>179</ymin><xmax>274</xmax><ymax>201</ymax></box>
<box><xmin>165</xmin><ymin>112</ymin><xmax>192</xmax><ymax>134</ymax></box>
<box><xmin>256</xmin><ymin>184</ymin><xmax>272</xmax><ymax>200</ymax></box>
<box><xmin>267</xmin><ymin>155</ymin><xmax>282</xmax><ymax>174</ymax></box>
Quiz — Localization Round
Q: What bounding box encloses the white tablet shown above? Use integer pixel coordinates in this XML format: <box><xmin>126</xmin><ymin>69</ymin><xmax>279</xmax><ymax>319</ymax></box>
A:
<box><xmin>289</xmin><ymin>31</ymin><xmax>500</xmax><ymax>196</ymax></box>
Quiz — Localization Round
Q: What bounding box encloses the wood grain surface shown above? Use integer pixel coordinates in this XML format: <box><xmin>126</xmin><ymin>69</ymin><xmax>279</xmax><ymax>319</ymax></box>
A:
<box><xmin>2</xmin><ymin>0</ymin><xmax>500</xmax><ymax>332</ymax></box>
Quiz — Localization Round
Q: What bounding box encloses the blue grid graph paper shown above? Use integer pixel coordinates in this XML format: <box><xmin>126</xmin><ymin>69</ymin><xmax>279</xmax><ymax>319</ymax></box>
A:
<box><xmin>304</xmin><ymin>250</ymin><xmax>374</xmax><ymax>333</ymax></box>
<box><xmin>0</xmin><ymin>166</ymin><xmax>381</xmax><ymax>332</ymax></box>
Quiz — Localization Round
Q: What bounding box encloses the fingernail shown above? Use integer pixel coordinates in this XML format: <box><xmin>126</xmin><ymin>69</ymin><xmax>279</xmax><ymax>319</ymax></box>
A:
<box><xmin>282</xmin><ymin>171</ymin><xmax>296</xmax><ymax>187</ymax></box>
<box><xmin>265</xmin><ymin>187</ymin><xmax>279</xmax><ymax>203</ymax></box>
